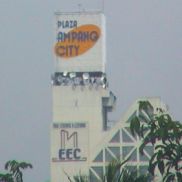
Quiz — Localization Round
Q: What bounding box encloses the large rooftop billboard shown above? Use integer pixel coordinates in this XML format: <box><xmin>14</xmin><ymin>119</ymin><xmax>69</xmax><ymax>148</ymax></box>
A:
<box><xmin>54</xmin><ymin>12</ymin><xmax>106</xmax><ymax>72</ymax></box>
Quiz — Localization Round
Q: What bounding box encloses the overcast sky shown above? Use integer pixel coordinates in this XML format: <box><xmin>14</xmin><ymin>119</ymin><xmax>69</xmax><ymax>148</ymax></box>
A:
<box><xmin>0</xmin><ymin>0</ymin><xmax>182</xmax><ymax>182</ymax></box>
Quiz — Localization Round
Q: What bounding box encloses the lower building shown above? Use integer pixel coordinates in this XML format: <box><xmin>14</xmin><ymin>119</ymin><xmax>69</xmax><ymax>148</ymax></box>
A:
<box><xmin>50</xmin><ymin>71</ymin><xmax>166</xmax><ymax>182</ymax></box>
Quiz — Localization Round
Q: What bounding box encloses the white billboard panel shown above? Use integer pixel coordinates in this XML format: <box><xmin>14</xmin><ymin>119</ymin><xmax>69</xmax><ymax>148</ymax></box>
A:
<box><xmin>54</xmin><ymin>12</ymin><xmax>106</xmax><ymax>72</ymax></box>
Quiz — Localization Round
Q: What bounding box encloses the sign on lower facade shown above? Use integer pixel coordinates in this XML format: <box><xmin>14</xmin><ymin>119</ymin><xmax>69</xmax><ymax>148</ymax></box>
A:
<box><xmin>51</xmin><ymin>122</ymin><xmax>88</xmax><ymax>162</ymax></box>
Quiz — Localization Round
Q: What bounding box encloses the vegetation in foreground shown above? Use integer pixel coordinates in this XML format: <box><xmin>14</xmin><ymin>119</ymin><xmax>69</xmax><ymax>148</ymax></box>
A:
<box><xmin>1</xmin><ymin>101</ymin><xmax>182</xmax><ymax>182</ymax></box>
<box><xmin>69</xmin><ymin>101</ymin><xmax>182</xmax><ymax>182</ymax></box>
<box><xmin>0</xmin><ymin>160</ymin><xmax>32</xmax><ymax>182</ymax></box>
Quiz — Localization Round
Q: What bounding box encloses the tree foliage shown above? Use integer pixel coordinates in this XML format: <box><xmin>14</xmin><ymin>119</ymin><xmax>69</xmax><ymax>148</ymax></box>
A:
<box><xmin>0</xmin><ymin>160</ymin><xmax>32</xmax><ymax>182</ymax></box>
<box><xmin>0</xmin><ymin>173</ymin><xmax>14</xmax><ymax>182</ymax></box>
<box><xmin>63</xmin><ymin>100</ymin><xmax>182</xmax><ymax>182</ymax></box>
<box><xmin>130</xmin><ymin>101</ymin><xmax>182</xmax><ymax>181</ymax></box>
<box><xmin>103</xmin><ymin>159</ymin><xmax>149</xmax><ymax>182</ymax></box>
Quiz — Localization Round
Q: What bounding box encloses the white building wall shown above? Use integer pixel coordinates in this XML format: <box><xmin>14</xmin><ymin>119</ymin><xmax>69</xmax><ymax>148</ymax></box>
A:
<box><xmin>51</xmin><ymin>85</ymin><xmax>113</xmax><ymax>181</ymax></box>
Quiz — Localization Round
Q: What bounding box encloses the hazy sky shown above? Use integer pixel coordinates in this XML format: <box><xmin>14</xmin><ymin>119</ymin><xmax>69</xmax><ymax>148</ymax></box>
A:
<box><xmin>0</xmin><ymin>0</ymin><xmax>182</xmax><ymax>182</ymax></box>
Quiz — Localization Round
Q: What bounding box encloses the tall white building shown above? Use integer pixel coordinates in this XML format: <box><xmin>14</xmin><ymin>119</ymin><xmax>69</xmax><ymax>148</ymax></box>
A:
<box><xmin>50</xmin><ymin>11</ymin><xmax>166</xmax><ymax>182</ymax></box>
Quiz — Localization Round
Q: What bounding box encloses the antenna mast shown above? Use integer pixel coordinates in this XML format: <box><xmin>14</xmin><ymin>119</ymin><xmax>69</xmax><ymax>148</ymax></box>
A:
<box><xmin>78</xmin><ymin>3</ymin><xmax>82</xmax><ymax>12</ymax></box>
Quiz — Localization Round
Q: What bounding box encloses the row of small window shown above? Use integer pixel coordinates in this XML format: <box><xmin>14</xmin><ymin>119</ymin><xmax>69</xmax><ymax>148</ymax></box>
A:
<box><xmin>93</xmin><ymin>146</ymin><xmax>153</xmax><ymax>163</ymax></box>
<box><xmin>51</xmin><ymin>72</ymin><xmax>108</xmax><ymax>88</ymax></box>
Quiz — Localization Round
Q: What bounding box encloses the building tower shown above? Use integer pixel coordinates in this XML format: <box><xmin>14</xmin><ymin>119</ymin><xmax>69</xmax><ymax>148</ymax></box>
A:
<box><xmin>51</xmin><ymin>11</ymin><xmax>116</xmax><ymax>182</ymax></box>
<box><xmin>50</xmin><ymin>11</ymin><xmax>166</xmax><ymax>182</ymax></box>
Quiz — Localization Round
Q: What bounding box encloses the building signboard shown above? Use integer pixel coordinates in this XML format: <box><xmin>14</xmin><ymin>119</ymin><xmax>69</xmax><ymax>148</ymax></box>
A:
<box><xmin>51</xmin><ymin>122</ymin><xmax>88</xmax><ymax>162</ymax></box>
<box><xmin>54</xmin><ymin>12</ymin><xmax>106</xmax><ymax>72</ymax></box>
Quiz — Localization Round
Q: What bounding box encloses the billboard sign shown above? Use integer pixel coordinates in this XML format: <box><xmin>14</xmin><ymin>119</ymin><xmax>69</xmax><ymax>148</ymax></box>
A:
<box><xmin>54</xmin><ymin>12</ymin><xmax>106</xmax><ymax>72</ymax></box>
<box><xmin>55</xmin><ymin>24</ymin><xmax>101</xmax><ymax>58</ymax></box>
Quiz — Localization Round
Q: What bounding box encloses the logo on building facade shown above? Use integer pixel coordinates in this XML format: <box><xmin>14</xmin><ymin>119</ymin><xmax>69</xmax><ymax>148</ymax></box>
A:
<box><xmin>59</xmin><ymin>130</ymin><xmax>84</xmax><ymax>161</ymax></box>
<box><xmin>52</xmin><ymin>122</ymin><xmax>88</xmax><ymax>162</ymax></box>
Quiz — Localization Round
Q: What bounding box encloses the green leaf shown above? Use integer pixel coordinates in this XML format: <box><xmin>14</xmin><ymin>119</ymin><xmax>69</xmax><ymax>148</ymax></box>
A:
<box><xmin>158</xmin><ymin>161</ymin><xmax>164</xmax><ymax>175</ymax></box>
<box><xmin>176</xmin><ymin>172</ymin><xmax>182</xmax><ymax>181</ymax></box>
<box><xmin>163</xmin><ymin>172</ymin><xmax>175</xmax><ymax>182</ymax></box>
<box><xmin>148</xmin><ymin>161</ymin><xmax>157</xmax><ymax>176</ymax></box>
<box><xmin>130</xmin><ymin>116</ymin><xmax>141</xmax><ymax>137</ymax></box>
<box><xmin>139</xmin><ymin>142</ymin><xmax>146</xmax><ymax>154</ymax></box>
<box><xmin>0</xmin><ymin>173</ymin><xmax>14</xmax><ymax>182</ymax></box>
<box><xmin>4</xmin><ymin>160</ymin><xmax>33</xmax><ymax>182</ymax></box>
